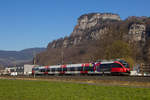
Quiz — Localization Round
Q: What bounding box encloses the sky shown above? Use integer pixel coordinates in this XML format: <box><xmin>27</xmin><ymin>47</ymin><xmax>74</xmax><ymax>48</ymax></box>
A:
<box><xmin>0</xmin><ymin>0</ymin><xmax>150</xmax><ymax>51</ymax></box>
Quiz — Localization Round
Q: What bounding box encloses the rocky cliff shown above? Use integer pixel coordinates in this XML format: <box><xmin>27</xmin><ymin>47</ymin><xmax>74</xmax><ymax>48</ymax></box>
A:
<box><xmin>48</xmin><ymin>13</ymin><xmax>121</xmax><ymax>48</ymax></box>
<box><xmin>36</xmin><ymin>13</ymin><xmax>150</xmax><ymax>65</ymax></box>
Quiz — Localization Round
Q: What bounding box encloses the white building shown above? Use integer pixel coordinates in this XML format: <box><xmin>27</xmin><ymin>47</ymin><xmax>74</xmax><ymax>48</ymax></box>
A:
<box><xmin>24</xmin><ymin>64</ymin><xmax>37</xmax><ymax>75</ymax></box>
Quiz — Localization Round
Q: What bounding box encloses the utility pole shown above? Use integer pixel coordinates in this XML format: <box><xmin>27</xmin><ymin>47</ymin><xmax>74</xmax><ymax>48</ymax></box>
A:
<box><xmin>61</xmin><ymin>46</ymin><xmax>64</xmax><ymax>65</ymax></box>
<box><xmin>33</xmin><ymin>51</ymin><xmax>36</xmax><ymax>65</ymax></box>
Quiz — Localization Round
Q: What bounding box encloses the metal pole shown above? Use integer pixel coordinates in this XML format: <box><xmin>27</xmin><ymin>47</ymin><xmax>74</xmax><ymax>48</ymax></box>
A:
<box><xmin>61</xmin><ymin>46</ymin><xmax>64</xmax><ymax>64</ymax></box>
<box><xmin>33</xmin><ymin>51</ymin><xmax>36</xmax><ymax>65</ymax></box>
<box><xmin>34</xmin><ymin>73</ymin><xmax>35</xmax><ymax>78</ymax></box>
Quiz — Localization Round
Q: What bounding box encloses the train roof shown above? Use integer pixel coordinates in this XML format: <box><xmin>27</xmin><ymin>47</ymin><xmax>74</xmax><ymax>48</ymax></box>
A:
<box><xmin>33</xmin><ymin>59</ymin><xmax>127</xmax><ymax>68</ymax></box>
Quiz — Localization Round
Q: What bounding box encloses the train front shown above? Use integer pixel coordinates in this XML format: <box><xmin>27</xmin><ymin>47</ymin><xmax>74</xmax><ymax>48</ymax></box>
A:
<box><xmin>119</xmin><ymin>60</ymin><xmax>130</xmax><ymax>75</ymax></box>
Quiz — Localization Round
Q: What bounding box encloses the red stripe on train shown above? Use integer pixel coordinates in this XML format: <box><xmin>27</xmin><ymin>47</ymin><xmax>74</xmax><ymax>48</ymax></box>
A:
<box><xmin>44</xmin><ymin>72</ymin><xmax>48</xmax><ymax>74</ymax></box>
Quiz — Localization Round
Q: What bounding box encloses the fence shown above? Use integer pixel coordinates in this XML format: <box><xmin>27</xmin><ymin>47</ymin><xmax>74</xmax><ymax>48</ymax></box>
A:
<box><xmin>140</xmin><ymin>63</ymin><xmax>150</xmax><ymax>75</ymax></box>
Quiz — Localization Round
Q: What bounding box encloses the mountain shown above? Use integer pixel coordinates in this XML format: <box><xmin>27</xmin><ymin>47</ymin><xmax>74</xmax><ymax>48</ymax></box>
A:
<box><xmin>35</xmin><ymin>13</ymin><xmax>150</xmax><ymax>65</ymax></box>
<box><xmin>0</xmin><ymin>48</ymin><xmax>46</xmax><ymax>67</ymax></box>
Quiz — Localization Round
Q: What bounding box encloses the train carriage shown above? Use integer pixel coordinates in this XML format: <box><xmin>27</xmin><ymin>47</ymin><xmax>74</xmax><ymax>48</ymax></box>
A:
<box><xmin>32</xmin><ymin>59</ymin><xmax>130</xmax><ymax>76</ymax></box>
<box><xmin>95</xmin><ymin>60</ymin><xmax>130</xmax><ymax>75</ymax></box>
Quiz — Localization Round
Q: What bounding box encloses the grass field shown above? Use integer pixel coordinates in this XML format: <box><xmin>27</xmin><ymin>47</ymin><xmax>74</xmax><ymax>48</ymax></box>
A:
<box><xmin>0</xmin><ymin>79</ymin><xmax>150</xmax><ymax>100</ymax></box>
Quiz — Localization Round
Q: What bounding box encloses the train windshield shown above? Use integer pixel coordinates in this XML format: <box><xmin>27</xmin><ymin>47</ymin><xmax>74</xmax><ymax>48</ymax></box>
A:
<box><xmin>119</xmin><ymin>60</ymin><xmax>129</xmax><ymax>68</ymax></box>
<box><xmin>32</xmin><ymin>67</ymin><xmax>39</xmax><ymax>71</ymax></box>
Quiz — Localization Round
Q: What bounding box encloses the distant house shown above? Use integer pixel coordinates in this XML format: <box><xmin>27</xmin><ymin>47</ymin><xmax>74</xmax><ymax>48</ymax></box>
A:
<box><xmin>15</xmin><ymin>66</ymin><xmax>24</xmax><ymax>75</ymax></box>
<box><xmin>1</xmin><ymin>65</ymin><xmax>36</xmax><ymax>76</ymax></box>
<box><xmin>2</xmin><ymin>67</ymin><xmax>16</xmax><ymax>75</ymax></box>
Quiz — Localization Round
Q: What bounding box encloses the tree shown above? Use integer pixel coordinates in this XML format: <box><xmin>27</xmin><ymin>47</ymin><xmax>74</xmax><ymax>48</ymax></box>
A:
<box><xmin>104</xmin><ymin>40</ymin><xmax>132</xmax><ymax>59</ymax></box>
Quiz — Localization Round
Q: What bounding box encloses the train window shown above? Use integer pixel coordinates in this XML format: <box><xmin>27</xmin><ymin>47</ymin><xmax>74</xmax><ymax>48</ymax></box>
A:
<box><xmin>63</xmin><ymin>68</ymin><xmax>67</xmax><ymax>71</ymax></box>
<box><xmin>111</xmin><ymin>63</ymin><xmax>122</xmax><ymax>68</ymax></box>
<box><xmin>123</xmin><ymin>63</ymin><xmax>129</xmax><ymax>68</ymax></box>
<box><xmin>51</xmin><ymin>68</ymin><xmax>56</xmax><ymax>72</ymax></box>
<box><xmin>77</xmin><ymin>67</ymin><xmax>83</xmax><ymax>71</ymax></box>
<box><xmin>32</xmin><ymin>68</ymin><xmax>38</xmax><ymax>71</ymax></box>
<box><xmin>67</xmin><ymin>67</ymin><xmax>70</xmax><ymax>71</ymax></box>
<box><xmin>70</xmin><ymin>67</ymin><xmax>75</xmax><ymax>71</ymax></box>
<box><xmin>85</xmin><ymin>67</ymin><xmax>94</xmax><ymax>71</ymax></box>
<box><xmin>47</xmin><ymin>68</ymin><xmax>50</xmax><ymax>72</ymax></box>
<box><xmin>56</xmin><ymin>68</ymin><xmax>62</xmax><ymax>72</ymax></box>
<box><xmin>32</xmin><ymin>68</ymin><xmax>34</xmax><ymax>71</ymax></box>
<box><xmin>119</xmin><ymin>60</ymin><xmax>129</xmax><ymax>68</ymax></box>
<box><xmin>75</xmin><ymin>67</ymin><xmax>78</xmax><ymax>71</ymax></box>
<box><xmin>100</xmin><ymin>64</ymin><xmax>111</xmax><ymax>68</ymax></box>
<box><xmin>119</xmin><ymin>60</ymin><xmax>126</xmax><ymax>64</ymax></box>
<box><xmin>84</xmin><ymin>67</ymin><xmax>88</xmax><ymax>71</ymax></box>
<box><xmin>40</xmin><ymin>69</ymin><xmax>45</xmax><ymax>72</ymax></box>
<box><xmin>90</xmin><ymin>67</ymin><xmax>94</xmax><ymax>71</ymax></box>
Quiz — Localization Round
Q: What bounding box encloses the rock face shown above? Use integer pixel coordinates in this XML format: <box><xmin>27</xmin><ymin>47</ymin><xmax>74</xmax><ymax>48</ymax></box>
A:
<box><xmin>48</xmin><ymin>13</ymin><xmax>121</xmax><ymax>49</ymax></box>
<box><xmin>128</xmin><ymin>24</ymin><xmax>146</xmax><ymax>43</ymax></box>
<box><xmin>72</xmin><ymin>13</ymin><xmax>121</xmax><ymax>35</ymax></box>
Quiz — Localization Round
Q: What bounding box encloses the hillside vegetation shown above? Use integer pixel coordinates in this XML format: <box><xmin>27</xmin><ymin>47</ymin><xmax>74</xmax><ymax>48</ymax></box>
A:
<box><xmin>35</xmin><ymin>13</ymin><xmax>150</xmax><ymax>66</ymax></box>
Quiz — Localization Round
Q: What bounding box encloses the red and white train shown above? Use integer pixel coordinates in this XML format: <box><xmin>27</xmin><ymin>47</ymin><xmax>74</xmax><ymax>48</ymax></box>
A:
<box><xmin>32</xmin><ymin>59</ymin><xmax>130</xmax><ymax>75</ymax></box>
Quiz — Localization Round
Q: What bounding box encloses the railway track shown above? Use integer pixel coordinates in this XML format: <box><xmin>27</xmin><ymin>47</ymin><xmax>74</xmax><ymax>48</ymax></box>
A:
<box><xmin>37</xmin><ymin>75</ymin><xmax>150</xmax><ymax>82</ymax></box>
<box><xmin>1</xmin><ymin>75</ymin><xmax>150</xmax><ymax>83</ymax></box>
